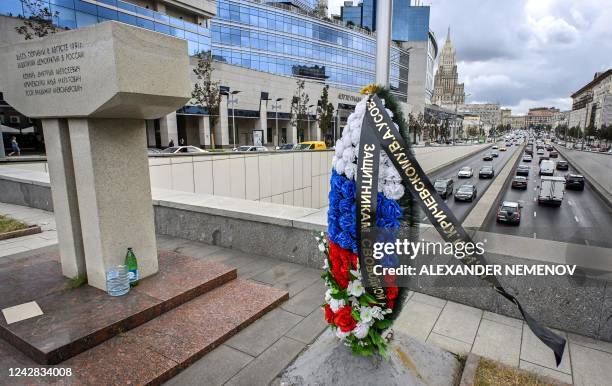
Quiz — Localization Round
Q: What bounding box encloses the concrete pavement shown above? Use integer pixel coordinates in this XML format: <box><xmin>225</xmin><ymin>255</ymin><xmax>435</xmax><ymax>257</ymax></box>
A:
<box><xmin>2</xmin><ymin>203</ymin><xmax>612</xmax><ymax>385</ymax></box>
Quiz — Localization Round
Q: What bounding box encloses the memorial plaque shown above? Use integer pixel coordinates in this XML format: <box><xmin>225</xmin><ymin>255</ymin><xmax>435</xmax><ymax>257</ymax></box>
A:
<box><xmin>0</xmin><ymin>21</ymin><xmax>190</xmax><ymax>119</ymax></box>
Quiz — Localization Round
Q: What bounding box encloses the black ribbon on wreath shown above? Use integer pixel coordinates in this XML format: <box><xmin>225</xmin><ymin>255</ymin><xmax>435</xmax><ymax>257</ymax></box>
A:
<box><xmin>355</xmin><ymin>94</ymin><xmax>566</xmax><ymax>366</ymax></box>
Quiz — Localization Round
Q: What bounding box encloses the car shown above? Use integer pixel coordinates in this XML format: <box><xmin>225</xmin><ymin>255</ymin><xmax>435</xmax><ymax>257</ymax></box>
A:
<box><xmin>565</xmin><ymin>174</ymin><xmax>585</xmax><ymax>191</ymax></box>
<box><xmin>538</xmin><ymin>156</ymin><xmax>550</xmax><ymax>164</ymax></box>
<box><xmin>537</xmin><ymin>148</ymin><xmax>545</xmax><ymax>155</ymax></box>
<box><xmin>161</xmin><ymin>146</ymin><xmax>207</xmax><ymax>154</ymax></box>
<box><xmin>147</xmin><ymin>147</ymin><xmax>162</xmax><ymax>155</ymax></box>
<box><xmin>546</xmin><ymin>145</ymin><xmax>553</xmax><ymax>151</ymax></box>
<box><xmin>492</xmin><ymin>145</ymin><xmax>499</xmax><ymax>149</ymax></box>
<box><xmin>297</xmin><ymin>141</ymin><xmax>327</xmax><ymax>150</ymax></box>
<box><xmin>511</xmin><ymin>176</ymin><xmax>528</xmax><ymax>189</ymax></box>
<box><xmin>522</xmin><ymin>154</ymin><xmax>533</xmax><ymax>162</ymax></box>
<box><xmin>556</xmin><ymin>160</ymin><xmax>569</xmax><ymax>170</ymax></box>
<box><xmin>540</xmin><ymin>160</ymin><xmax>555</xmax><ymax>176</ymax></box>
<box><xmin>233</xmin><ymin>146</ymin><xmax>268</xmax><ymax>152</ymax></box>
<box><xmin>479</xmin><ymin>165</ymin><xmax>495</xmax><ymax>179</ymax></box>
<box><xmin>500</xmin><ymin>146</ymin><xmax>507</xmax><ymax>151</ymax></box>
<box><xmin>457</xmin><ymin>166</ymin><xmax>473</xmax><ymax>178</ymax></box>
<box><xmin>434</xmin><ymin>178</ymin><xmax>454</xmax><ymax>199</ymax></box>
<box><xmin>483</xmin><ymin>153</ymin><xmax>494</xmax><ymax>161</ymax></box>
<box><xmin>454</xmin><ymin>184</ymin><xmax>477</xmax><ymax>202</ymax></box>
<box><xmin>549</xmin><ymin>150</ymin><xmax>558</xmax><ymax>158</ymax></box>
<box><xmin>516</xmin><ymin>164</ymin><xmax>530</xmax><ymax>176</ymax></box>
<box><xmin>276</xmin><ymin>143</ymin><xmax>297</xmax><ymax>151</ymax></box>
<box><xmin>491</xmin><ymin>151</ymin><xmax>499</xmax><ymax>158</ymax></box>
<box><xmin>525</xmin><ymin>148</ymin><xmax>533</xmax><ymax>155</ymax></box>
<box><xmin>496</xmin><ymin>201</ymin><xmax>522</xmax><ymax>225</ymax></box>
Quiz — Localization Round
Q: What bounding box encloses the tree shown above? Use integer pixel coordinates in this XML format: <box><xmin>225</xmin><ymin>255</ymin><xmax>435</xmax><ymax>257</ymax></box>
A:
<box><xmin>467</xmin><ymin>126</ymin><xmax>479</xmax><ymax>139</ymax></box>
<box><xmin>317</xmin><ymin>85</ymin><xmax>335</xmax><ymax>143</ymax></box>
<box><xmin>191</xmin><ymin>51</ymin><xmax>221</xmax><ymax>145</ymax></box>
<box><xmin>290</xmin><ymin>79</ymin><xmax>310</xmax><ymax>142</ymax></box>
<box><xmin>408</xmin><ymin>112</ymin><xmax>424</xmax><ymax>144</ymax></box>
<box><xmin>15</xmin><ymin>0</ymin><xmax>59</xmax><ymax>40</ymax></box>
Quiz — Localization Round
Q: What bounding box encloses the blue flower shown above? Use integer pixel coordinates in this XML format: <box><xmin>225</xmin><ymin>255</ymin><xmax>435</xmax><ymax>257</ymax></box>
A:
<box><xmin>377</xmin><ymin>217</ymin><xmax>400</xmax><ymax>228</ymax></box>
<box><xmin>339</xmin><ymin>212</ymin><xmax>354</xmax><ymax>231</ymax></box>
<box><xmin>336</xmin><ymin>230</ymin><xmax>354</xmax><ymax>250</ymax></box>
<box><xmin>327</xmin><ymin>222</ymin><xmax>341</xmax><ymax>244</ymax></box>
<box><xmin>328</xmin><ymin>207</ymin><xmax>341</xmax><ymax>226</ymax></box>
<box><xmin>339</xmin><ymin>198</ymin><xmax>353</xmax><ymax>214</ymax></box>
<box><xmin>330</xmin><ymin>169</ymin><xmax>346</xmax><ymax>192</ymax></box>
<box><xmin>378</xmin><ymin>197</ymin><xmax>403</xmax><ymax>221</ymax></box>
<box><xmin>329</xmin><ymin>189</ymin><xmax>342</xmax><ymax>209</ymax></box>
<box><xmin>341</xmin><ymin>179</ymin><xmax>356</xmax><ymax>199</ymax></box>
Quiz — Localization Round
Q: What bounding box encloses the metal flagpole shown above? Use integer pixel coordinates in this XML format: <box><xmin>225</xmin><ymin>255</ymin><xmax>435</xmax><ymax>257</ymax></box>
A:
<box><xmin>375</xmin><ymin>0</ymin><xmax>393</xmax><ymax>87</ymax></box>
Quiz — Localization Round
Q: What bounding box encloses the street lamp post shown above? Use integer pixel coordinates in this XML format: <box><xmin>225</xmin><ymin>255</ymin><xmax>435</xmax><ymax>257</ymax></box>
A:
<box><xmin>307</xmin><ymin>104</ymin><xmax>315</xmax><ymax>141</ymax></box>
<box><xmin>272</xmin><ymin>97</ymin><xmax>283</xmax><ymax>146</ymax></box>
<box><xmin>229</xmin><ymin>90</ymin><xmax>241</xmax><ymax>148</ymax></box>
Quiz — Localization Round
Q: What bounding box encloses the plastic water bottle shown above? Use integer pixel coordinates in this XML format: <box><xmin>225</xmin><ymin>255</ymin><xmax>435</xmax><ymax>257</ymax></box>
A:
<box><xmin>106</xmin><ymin>265</ymin><xmax>130</xmax><ymax>296</ymax></box>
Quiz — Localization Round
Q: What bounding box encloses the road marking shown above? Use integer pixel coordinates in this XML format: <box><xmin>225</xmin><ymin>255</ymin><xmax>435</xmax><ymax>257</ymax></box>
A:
<box><xmin>568</xmin><ymin>200</ymin><xmax>574</xmax><ymax>206</ymax></box>
<box><xmin>574</xmin><ymin>216</ymin><xmax>579</xmax><ymax>223</ymax></box>
<box><xmin>533</xmin><ymin>211</ymin><xmax>537</xmax><ymax>217</ymax></box>
<box><xmin>533</xmin><ymin>232</ymin><xmax>537</xmax><ymax>239</ymax></box>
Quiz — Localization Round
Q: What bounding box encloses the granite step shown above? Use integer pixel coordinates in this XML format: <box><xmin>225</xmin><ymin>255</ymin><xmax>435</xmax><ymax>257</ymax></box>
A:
<box><xmin>0</xmin><ymin>278</ymin><xmax>289</xmax><ymax>385</ymax></box>
<box><xmin>0</xmin><ymin>250</ymin><xmax>237</xmax><ymax>365</ymax></box>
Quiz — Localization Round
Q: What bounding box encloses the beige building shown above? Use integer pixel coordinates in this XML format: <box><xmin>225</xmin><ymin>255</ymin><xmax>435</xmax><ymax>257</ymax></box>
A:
<box><xmin>569</xmin><ymin>69</ymin><xmax>612</xmax><ymax>129</ymax></box>
<box><xmin>552</xmin><ymin>110</ymin><xmax>570</xmax><ymax>128</ymax></box>
<box><xmin>431</xmin><ymin>28</ymin><xmax>465</xmax><ymax>108</ymax></box>
<box><xmin>457</xmin><ymin>103</ymin><xmax>500</xmax><ymax>132</ymax></box>
<box><xmin>526</xmin><ymin>107</ymin><xmax>559</xmax><ymax>128</ymax></box>
<box><xmin>500</xmin><ymin>108</ymin><xmax>511</xmax><ymax>126</ymax></box>
<box><xmin>509</xmin><ymin>115</ymin><xmax>526</xmax><ymax>130</ymax></box>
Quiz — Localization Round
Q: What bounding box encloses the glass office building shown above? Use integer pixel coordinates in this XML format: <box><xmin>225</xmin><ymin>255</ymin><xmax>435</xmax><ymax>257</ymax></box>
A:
<box><xmin>340</xmin><ymin>0</ymin><xmax>431</xmax><ymax>42</ymax></box>
<box><xmin>0</xmin><ymin>0</ymin><xmax>212</xmax><ymax>56</ymax></box>
<box><xmin>212</xmin><ymin>0</ymin><xmax>408</xmax><ymax>99</ymax></box>
<box><xmin>1</xmin><ymin>0</ymin><xmax>409</xmax><ymax>101</ymax></box>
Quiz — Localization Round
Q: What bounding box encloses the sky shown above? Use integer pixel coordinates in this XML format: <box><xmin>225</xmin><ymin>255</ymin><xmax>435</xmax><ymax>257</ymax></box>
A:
<box><xmin>327</xmin><ymin>0</ymin><xmax>612</xmax><ymax>114</ymax></box>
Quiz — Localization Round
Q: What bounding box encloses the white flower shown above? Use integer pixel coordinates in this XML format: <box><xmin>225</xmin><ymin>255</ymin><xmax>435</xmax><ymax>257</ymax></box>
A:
<box><xmin>336</xmin><ymin>328</ymin><xmax>350</xmax><ymax>340</ymax></box>
<box><xmin>335</xmin><ymin>140</ymin><xmax>345</xmax><ymax>156</ymax></box>
<box><xmin>360</xmin><ymin>306</ymin><xmax>374</xmax><ymax>323</ymax></box>
<box><xmin>342</xmin><ymin>147</ymin><xmax>353</xmax><ymax>163</ymax></box>
<box><xmin>353</xmin><ymin>322</ymin><xmax>370</xmax><ymax>339</ymax></box>
<box><xmin>350</xmin><ymin>268</ymin><xmax>362</xmax><ymax>279</ymax></box>
<box><xmin>344</xmin><ymin>162</ymin><xmax>357</xmax><ymax>180</ymax></box>
<box><xmin>347</xmin><ymin>279</ymin><xmax>364</xmax><ymax>297</ymax></box>
<box><xmin>370</xmin><ymin>306</ymin><xmax>384</xmax><ymax>320</ymax></box>
<box><xmin>322</xmin><ymin>259</ymin><xmax>329</xmax><ymax>270</ymax></box>
<box><xmin>318</xmin><ymin>243</ymin><xmax>326</xmax><ymax>252</ymax></box>
<box><xmin>382</xmin><ymin>182</ymin><xmax>405</xmax><ymax>200</ymax></box>
<box><xmin>335</xmin><ymin>158</ymin><xmax>346</xmax><ymax>175</ymax></box>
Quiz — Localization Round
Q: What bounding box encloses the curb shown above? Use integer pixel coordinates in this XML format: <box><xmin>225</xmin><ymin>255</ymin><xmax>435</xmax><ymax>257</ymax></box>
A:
<box><xmin>553</xmin><ymin>144</ymin><xmax>612</xmax><ymax>209</ymax></box>
<box><xmin>462</xmin><ymin>143</ymin><xmax>525</xmax><ymax>229</ymax></box>
<box><xmin>0</xmin><ymin>225</ymin><xmax>42</xmax><ymax>240</ymax></box>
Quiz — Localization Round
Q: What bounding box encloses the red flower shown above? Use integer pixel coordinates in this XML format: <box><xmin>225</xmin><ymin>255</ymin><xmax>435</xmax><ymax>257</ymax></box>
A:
<box><xmin>386</xmin><ymin>286</ymin><xmax>398</xmax><ymax>300</ymax></box>
<box><xmin>332</xmin><ymin>261</ymin><xmax>349</xmax><ymax>288</ymax></box>
<box><xmin>334</xmin><ymin>306</ymin><xmax>357</xmax><ymax>332</ymax></box>
<box><xmin>323</xmin><ymin>304</ymin><xmax>335</xmax><ymax>324</ymax></box>
<box><xmin>387</xmin><ymin>300</ymin><xmax>395</xmax><ymax>309</ymax></box>
<box><xmin>384</xmin><ymin>275</ymin><xmax>397</xmax><ymax>286</ymax></box>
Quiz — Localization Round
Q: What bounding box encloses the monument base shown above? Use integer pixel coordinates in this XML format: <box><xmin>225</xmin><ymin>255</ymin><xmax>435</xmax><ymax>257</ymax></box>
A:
<box><xmin>281</xmin><ymin>329</ymin><xmax>461</xmax><ymax>386</ymax></box>
<box><xmin>0</xmin><ymin>249</ymin><xmax>234</xmax><ymax>364</ymax></box>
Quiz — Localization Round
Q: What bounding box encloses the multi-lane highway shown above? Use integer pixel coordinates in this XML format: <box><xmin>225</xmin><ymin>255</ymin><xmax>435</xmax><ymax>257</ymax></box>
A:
<box><xmin>483</xmin><ymin>145</ymin><xmax>612</xmax><ymax>248</ymax></box>
<box><xmin>423</xmin><ymin>143</ymin><xmax>520</xmax><ymax>222</ymax></box>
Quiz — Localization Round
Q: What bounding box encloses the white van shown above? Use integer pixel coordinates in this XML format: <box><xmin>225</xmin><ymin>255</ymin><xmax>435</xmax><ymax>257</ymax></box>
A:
<box><xmin>538</xmin><ymin>176</ymin><xmax>565</xmax><ymax>206</ymax></box>
<box><xmin>539</xmin><ymin>160</ymin><xmax>555</xmax><ymax>176</ymax></box>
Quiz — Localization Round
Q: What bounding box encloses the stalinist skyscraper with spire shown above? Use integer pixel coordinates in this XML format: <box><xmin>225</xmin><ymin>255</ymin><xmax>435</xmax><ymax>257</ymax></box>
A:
<box><xmin>432</xmin><ymin>27</ymin><xmax>465</xmax><ymax>108</ymax></box>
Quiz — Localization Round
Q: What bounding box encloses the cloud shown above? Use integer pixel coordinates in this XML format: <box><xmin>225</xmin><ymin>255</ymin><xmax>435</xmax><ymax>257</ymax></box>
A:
<box><xmin>326</xmin><ymin>0</ymin><xmax>612</xmax><ymax>114</ymax></box>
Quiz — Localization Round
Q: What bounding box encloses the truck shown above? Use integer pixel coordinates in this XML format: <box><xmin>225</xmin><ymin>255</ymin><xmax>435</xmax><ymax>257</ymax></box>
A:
<box><xmin>537</xmin><ymin>176</ymin><xmax>565</xmax><ymax>206</ymax></box>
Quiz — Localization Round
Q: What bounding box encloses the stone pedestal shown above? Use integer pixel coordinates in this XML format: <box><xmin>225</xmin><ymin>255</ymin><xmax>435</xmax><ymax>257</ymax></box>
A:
<box><xmin>160</xmin><ymin>111</ymin><xmax>178</xmax><ymax>147</ymax></box>
<box><xmin>258</xmin><ymin>99</ymin><xmax>268</xmax><ymax>144</ymax></box>
<box><xmin>0</xmin><ymin>21</ymin><xmax>191</xmax><ymax>290</ymax></box>
<box><xmin>198</xmin><ymin>115</ymin><xmax>211</xmax><ymax>148</ymax></box>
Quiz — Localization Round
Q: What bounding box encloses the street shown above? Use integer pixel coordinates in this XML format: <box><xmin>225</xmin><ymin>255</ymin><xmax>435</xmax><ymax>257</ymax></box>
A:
<box><xmin>483</xmin><ymin>146</ymin><xmax>612</xmax><ymax>248</ymax></box>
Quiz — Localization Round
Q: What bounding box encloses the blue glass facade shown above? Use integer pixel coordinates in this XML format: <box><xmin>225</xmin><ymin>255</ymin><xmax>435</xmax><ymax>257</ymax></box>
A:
<box><xmin>340</xmin><ymin>5</ymin><xmax>361</xmax><ymax>27</ymax></box>
<box><xmin>213</xmin><ymin>0</ymin><xmax>407</xmax><ymax>98</ymax></box>
<box><xmin>0</xmin><ymin>0</ymin><xmax>211</xmax><ymax>55</ymax></box>
<box><xmin>340</xmin><ymin>0</ymin><xmax>430</xmax><ymax>42</ymax></box>
<box><xmin>264</xmin><ymin>0</ymin><xmax>318</xmax><ymax>12</ymax></box>
<box><xmin>0</xmin><ymin>0</ymin><xmax>409</xmax><ymax>99</ymax></box>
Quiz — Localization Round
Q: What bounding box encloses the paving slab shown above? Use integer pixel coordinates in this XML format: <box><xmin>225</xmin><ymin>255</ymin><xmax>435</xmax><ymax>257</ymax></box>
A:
<box><xmin>281</xmin><ymin>329</ymin><xmax>461</xmax><ymax>386</ymax></box>
<box><xmin>394</xmin><ymin>298</ymin><xmax>444</xmax><ymax>342</ymax></box>
<box><xmin>471</xmin><ymin>319</ymin><xmax>522</xmax><ymax>367</ymax></box>
<box><xmin>482</xmin><ymin>310</ymin><xmax>523</xmax><ymax>329</ymax></box>
<box><xmin>280</xmin><ymin>280</ymin><xmax>327</xmax><ymax>316</ymax></box>
<box><xmin>432</xmin><ymin>301</ymin><xmax>483</xmax><ymax>345</ymax></box>
<box><xmin>426</xmin><ymin>332</ymin><xmax>471</xmax><ymax>355</ymax></box>
<box><xmin>519</xmin><ymin>360</ymin><xmax>573</xmax><ymax>384</ymax></box>
<box><xmin>164</xmin><ymin>345</ymin><xmax>253</xmax><ymax>386</ymax></box>
<box><xmin>569</xmin><ymin>342</ymin><xmax>612</xmax><ymax>386</ymax></box>
<box><xmin>285</xmin><ymin>308</ymin><xmax>328</xmax><ymax>344</ymax></box>
<box><xmin>568</xmin><ymin>332</ymin><xmax>612</xmax><ymax>354</ymax></box>
<box><xmin>226</xmin><ymin>337</ymin><xmax>305</xmax><ymax>386</ymax></box>
<box><xmin>410</xmin><ymin>292</ymin><xmax>448</xmax><ymax>308</ymax></box>
<box><xmin>225</xmin><ymin>308</ymin><xmax>303</xmax><ymax>357</ymax></box>
<box><xmin>520</xmin><ymin>326</ymin><xmax>571</xmax><ymax>374</ymax></box>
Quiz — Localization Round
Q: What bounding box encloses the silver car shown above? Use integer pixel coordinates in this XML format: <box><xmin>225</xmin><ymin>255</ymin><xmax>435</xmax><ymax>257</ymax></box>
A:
<box><xmin>457</xmin><ymin>166</ymin><xmax>473</xmax><ymax>178</ymax></box>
